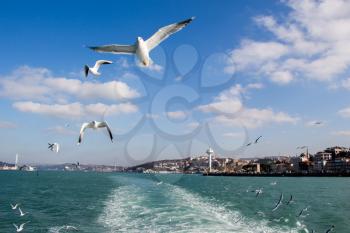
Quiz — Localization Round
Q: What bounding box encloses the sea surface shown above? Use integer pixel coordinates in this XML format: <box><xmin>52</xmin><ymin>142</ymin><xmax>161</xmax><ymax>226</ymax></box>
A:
<box><xmin>0</xmin><ymin>171</ymin><xmax>349</xmax><ymax>233</ymax></box>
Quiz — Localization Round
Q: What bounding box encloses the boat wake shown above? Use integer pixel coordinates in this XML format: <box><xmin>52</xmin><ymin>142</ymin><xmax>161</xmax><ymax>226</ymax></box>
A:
<box><xmin>98</xmin><ymin>177</ymin><xmax>302</xmax><ymax>233</ymax></box>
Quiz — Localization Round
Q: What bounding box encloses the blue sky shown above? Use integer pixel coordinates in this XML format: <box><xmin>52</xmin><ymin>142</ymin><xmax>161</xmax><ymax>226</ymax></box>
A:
<box><xmin>1</xmin><ymin>0</ymin><xmax>350</xmax><ymax>166</ymax></box>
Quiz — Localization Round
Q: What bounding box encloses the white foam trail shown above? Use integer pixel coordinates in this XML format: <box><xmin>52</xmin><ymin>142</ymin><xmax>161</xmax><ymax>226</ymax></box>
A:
<box><xmin>98</xmin><ymin>179</ymin><xmax>302</xmax><ymax>233</ymax></box>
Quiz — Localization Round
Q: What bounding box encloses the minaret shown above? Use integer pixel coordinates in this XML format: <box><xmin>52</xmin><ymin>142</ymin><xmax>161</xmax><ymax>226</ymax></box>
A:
<box><xmin>206</xmin><ymin>147</ymin><xmax>214</xmax><ymax>172</ymax></box>
<box><xmin>15</xmin><ymin>154</ymin><xmax>18</xmax><ymax>170</ymax></box>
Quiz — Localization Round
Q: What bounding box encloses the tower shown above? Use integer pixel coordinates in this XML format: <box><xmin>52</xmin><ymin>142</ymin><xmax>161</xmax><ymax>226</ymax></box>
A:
<box><xmin>206</xmin><ymin>147</ymin><xmax>214</xmax><ymax>172</ymax></box>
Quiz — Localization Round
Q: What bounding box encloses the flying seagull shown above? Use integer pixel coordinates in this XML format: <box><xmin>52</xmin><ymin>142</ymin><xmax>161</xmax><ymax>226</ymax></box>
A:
<box><xmin>10</xmin><ymin>203</ymin><xmax>20</xmax><ymax>210</ymax></box>
<box><xmin>48</xmin><ymin>143</ymin><xmax>60</xmax><ymax>153</ymax></box>
<box><xmin>325</xmin><ymin>225</ymin><xmax>335</xmax><ymax>233</ymax></box>
<box><xmin>78</xmin><ymin>121</ymin><xmax>113</xmax><ymax>144</ymax></box>
<box><xmin>13</xmin><ymin>222</ymin><xmax>29</xmax><ymax>232</ymax></box>
<box><xmin>286</xmin><ymin>195</ymin><xmax>293</xmax><ymax>205</ymax></box>
<box><xmin>84</xmin><ymin>60</ymin><xmax>113</xmax><ymax>77</ymax></box>
<box><xmin>18</xmin><ymin>207</ymin><xmax>27</xmax><ymax>217</ymax></box>
<box><xmin>272</xmin><ymin>193</ymin><xmax>283</xmax><ymax>211</ymax></box>
<box><xmin>254</xmin><ymin>136</ymin><xmax>262</xmax><ymax>144</ymax></box>
<box><xmin>88</xmin><ymin>17</ymin><xmax>195</xmax><ymax>66</ymax></box>
<box><xmin>57</xmin><ymin>225</ymin><xmax>78</xmax><ymax>232</ymax></box>
<box><xmin>296</xmin><ymin>206</ymin><xmax>308</xmax><ymax>217</ymax></box>
<box><xmin>252</xmin><ymin>188</ymin><xmax>263</xmax><ymax>197</ymax></box>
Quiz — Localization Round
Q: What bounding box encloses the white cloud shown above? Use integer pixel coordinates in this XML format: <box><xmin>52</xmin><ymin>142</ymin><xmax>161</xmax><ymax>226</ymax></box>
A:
<box><xmin>223</xmin><ymin>132</ymin><xmax>244</xmax><ymax>138</ymax></box>
<box><xmin>198</xmin><ymin>83</ymin><xmax>298</xmax><ymax>128</ymax></box>
<box><xmin>338</xmin><ymin>107</ymin><xmax>350</xmax><ymax>118</ymax></box>
<box><xmin>331</xmin><ymin>130</ymin><xmax>350</xmax><ymax>136</ymax></box>
<box><xmin>13</xmin><ymin>101</ymin><xmax>138</xmax><ymax>119</ymax></box>
<box><xmin>215</xmin><ymin>108</ymin><xmax>299</xmax><ymax>129</ymax></box>
<box><xmin>0</xmin><ymin>121</ymin><xmax>17</xmax><ymax>129</ymax></box>
<box><xmin>225</xmin><ymin>0</ymin><xmax>350</xmax><ymax>85</ymax></box>
<box><xmin>45</xmin><ymin>126</ymin><xmax>76</xmax><ymax>135</ymax></box>
<box><xmin>166</xmin><ymin>111</ymin><xmax>188</xmax><ymax>120</ymax></box>
<box><xmin>145</xmin><ymin>113</ymin><xmax>160</xmax><ymax>120</ymax></box>
<box><xmin>270</xmin><ymin>71</ymin><xmax>293</xmax><ymax>85</ymax></box>
<box><xmin>0</xmin><ymin>66</ymin><xmax>140</xmax><ymax>102</ymax></box>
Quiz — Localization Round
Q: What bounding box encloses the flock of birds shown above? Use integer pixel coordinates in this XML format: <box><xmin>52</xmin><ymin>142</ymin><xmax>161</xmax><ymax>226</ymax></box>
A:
<box><xmin>47</xmin><ymin>17</ymin><xmax>195</xmax><ymax>153</ymax></box>
<box><xmin>8</xmin><ymin>202</ymin><xmax>78</xmax><ymax>232</ymax></box>
<box><xmin>245</xmin><ymin>182</ymin><xmax>335</xmax><ymax>233</ymax></box>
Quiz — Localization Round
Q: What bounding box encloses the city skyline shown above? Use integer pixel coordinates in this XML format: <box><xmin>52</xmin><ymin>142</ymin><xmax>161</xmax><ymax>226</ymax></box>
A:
<box><xmin>2</xmin><ymin>0</ymin><xmax>350</xmax><ymax>166</ymax></box>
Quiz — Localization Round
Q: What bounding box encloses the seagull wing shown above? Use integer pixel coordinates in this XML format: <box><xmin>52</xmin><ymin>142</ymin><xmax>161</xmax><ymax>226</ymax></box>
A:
<box><xmin>99</xmin><ymin>122</ymin><xmax>114</xmax><ymax>142</ymax></box>
<box><xmin>13</xmin><ymin>224</ymin><xmax>18</xmax><ymax>230</ymax></box>
<box><xmin>255</xmin><ymin>136</ymin><xmax>262</xmax><ymax>143</ymax></box>
<box><xmin>89</xmin><ymin>44</ymin><xmax>136</xmax><ymax>54</ymax></box>
<box><xmin>55</xmin><ymin>143</ymin><xmax>60</xmax><ymax>153</ymax></box>
<box><xmin>145</xmin><ymin>17</ymin><xmax>194</xmax><ymax>51</ymax></box>
<box><xmin>272</xmin><ymin>193</ymin><xmax>283</xmax><ymax>211</ymax></box>
<box><xmin>93</xmin><ymin>60</ymin><xmax>113</xmax><ymax>70</ymax></box>
<box><xmin>78</xmin><ymin>122</ymin><xmax>93</xmax><ymax>144</ymax></box>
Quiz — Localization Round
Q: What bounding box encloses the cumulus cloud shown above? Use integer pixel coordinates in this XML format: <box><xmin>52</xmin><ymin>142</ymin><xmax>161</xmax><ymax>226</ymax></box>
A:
<box><xmin>0</xmin><ymin>121</ymin><xmax>17</xmax><ymax>129</ymax></box>
<box><xmin>45</xmin><ymin>126</ymin><xmax>76</xmax><ymax>135</ymax></box>
<box><xmin>0</xmin><ymin>66</ymin><xmax>140</xmax><ymax>102</ymax></box>
<box><xmin>338</xmin><ymin>107</ymin><xmax>350</xmax><ymax>118</ymax></box>
<box><xmin>225</xmin><ymin>0</ymin><xmax>350</xmax><ymax>84</ymax></box>
<box><xmin>331</xmin><ymin>130</ymin><xmax>350</xmax><ymax>136</ymax></box>
<box><xmin>166</xmin><ymin>111</ymin><xmax>188</xmax><ymax>120</ymax></box>
<box><xmin>13</xmin><ymin>101</ymin><xmax>138</xmax><ymax>119</ymax></box>
<box><xmin>198</xmin><ymin>83</ymin><xmax>298</xmax><ymax>128</ymax></box>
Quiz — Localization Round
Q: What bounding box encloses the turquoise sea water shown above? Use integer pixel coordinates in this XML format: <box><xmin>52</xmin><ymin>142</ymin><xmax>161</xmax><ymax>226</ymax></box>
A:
<box><xmin>0</xmin><ymin>171</ymin><xmax>349</xmax><ymax>232</ymax></box>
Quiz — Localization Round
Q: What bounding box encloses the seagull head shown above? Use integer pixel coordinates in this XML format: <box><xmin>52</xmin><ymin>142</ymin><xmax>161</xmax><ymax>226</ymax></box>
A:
<box><xmin>137</xmin><ymin>36</ymin><xmax>143</xmax><ymax>42</ymax></box>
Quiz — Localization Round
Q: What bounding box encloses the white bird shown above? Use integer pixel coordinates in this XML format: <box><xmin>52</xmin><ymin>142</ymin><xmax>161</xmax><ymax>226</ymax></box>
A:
<box><xmin>48</xmin><ymin>143</ymin><xmax>60</xmax><ymax>153</ymax></box>
<box><xmin>78</xmin><ymin>121</ymin><xmax>113</xmax><ymax>144</ymax></box>
<box><xmin>57</xmin><ymin>225</ymin><xmax>78</xmax><ymax>232</ymax></box>
<box><xmin>13</xmin><ymin>222</ymin><xmax>29</xmax><ymax>232</ymax></box>
<box><xmin>88</xmin><ymin>17</ymin><xmax>194</xmax><ymax>66</ymax></box>
<box><xmin>18</xmin><ymin>207</ymin><xmax>27</xmax><ymax>217</ymax></box>
<box><xmin>10</xmin><ymin>203</ymin><xmax>20</xmax><ymax>210</ymax></box>
<box><xmin>84</xmin><ymin>60</ymin><xmax>113</xmax><ymax>77</ymax></box>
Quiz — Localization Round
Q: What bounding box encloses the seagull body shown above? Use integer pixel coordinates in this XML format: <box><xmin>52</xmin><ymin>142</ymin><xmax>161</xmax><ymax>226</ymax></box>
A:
<box><xmin>296</xmin><ymin>206</ymin><xmax>308</xmax><ymax>217</ymax></box>
<box><xmin>18</xmin><ymin>207</ymin><xmax>27</xmax><ymax>217</ymax></box>
<box><xmin>325</xmin><ymin>225</ymin><xmax>335</xmax><ymax>233</ymax></box>
<box><xmin>84</xmin><ymin>60</ymin><xmax>112</xmax><ymax>77</ymax></box>
<box><xmin>57</xmin><ymin>225</ymin><xmax>78</xmax><ymax>232</ymax></box>
<box><xmin>78</xmin><ymin>121</ymin><xmax>113</xmax><ymax>144</ymax></box>
<box><xmin>48</xmin><ymin>143</ymin><xmax>60</xmax><ymax>153</ymax></box>
<box><xmin>13</xmin><ymin>222</ymin><xmax>29</xmax><ymax>232</ymax></box>
<box><xmin>88</xmin><ymin>17</ymin><xmax>194</xmax><ymax>66</ymax></box>
<box><xmin>270</xmin><ymin>181</ymin><xmax>277</xmax><ymax>186</ymax></box>
<box><xmin>252</xmin><ymin>188</ymin><xmax>263</xmax><ymax>197</ymax></box>
<box><xmin>286</xmin><ymin>195</ymin><xmax>293</xmax><ymax>205</ymax></box>
<box><xmin>11</xmin><ymin>203</ymin><xmax>20</xmax><ymax>210</ymax></box>
<box><xmin>272</xmin><ymin>193</ymin><xmax>283</xmax><ymax>211</ymax></box>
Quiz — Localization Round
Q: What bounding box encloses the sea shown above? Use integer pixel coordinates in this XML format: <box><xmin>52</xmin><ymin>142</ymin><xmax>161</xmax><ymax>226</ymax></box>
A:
<box><xmin>0</xmin><ymin>171</ymin><xmax>349</xmax><ymax>233</ymax></box>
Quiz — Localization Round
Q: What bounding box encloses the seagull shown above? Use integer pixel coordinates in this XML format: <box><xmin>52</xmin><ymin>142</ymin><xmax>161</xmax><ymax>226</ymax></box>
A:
<box><xmin>84</xmin><ymin>60</ymin><xmax>113</xmax><ymax>77</ymax></box>
<box><xmin>270</xmin><ymin>181</ymin><xmax>277</xmax><ymax>186</ymax></box>
<box><xmin>252</xmin><ymin>188</ymin><xmax>263</xmax><ymax>197</ymax></box>
<box><xmin>286</xmin><ymin>195</ymin><xmax>293</xmax><ymax>205</ymax></box>
<box><xmin>325</xmin><ymin>225</ymin><xmax>335</xmax><ymax>233</ymax></box>
<box><xmin>48</xmin><ymin>143</ymin><xmax>60</xmax><ymax>153</ymax></box>
<box><xmin>88</xmin><ymin>17</ymin><xmax>194</xmax><ymax>66</ymax></box>
<box><xmin>254</xmin><ymin>136</ymin><xmax>262</xmax><ymax>144</ymax></box>
<box><xmin>156</xmin><ymin>181</ymin><xmax>163</xmax><ymax>185</ymax></box>
<box><xmin>10</xmin><ymin>203</ymin><xmax>20</xmax><ymax>210</ymax></box>
<box><xmin>246</xmin><ymin>142</ymin><xmax>252</xmax><ymax>147</ymax></box>
<box><xmin>78</xmin><ymin>121</ymin><xmax>113</xmax><ymax>144</ymax></box>
<box><xmin>18</xmin><ymin>207</ymin><xmax>27</xmax><ymax>217</ymax></box>
<box><xmin>272</xmin><ymin>193</ymin><xmax>283</xmax><ymax>211</ymax></box>
<box><xmin>57</xmin><ymin>225</ymin><xmax>78</xmax><ymax>232</ymax></box>
<box><xmin>13</xmin><ymin>222</ymin><xmax>29</xmax><ymax>232</ymax></box>
<box><xmin>296</xmin><ymin>206</ymin><xmax>308</xmax><ymax>217</ymax></box>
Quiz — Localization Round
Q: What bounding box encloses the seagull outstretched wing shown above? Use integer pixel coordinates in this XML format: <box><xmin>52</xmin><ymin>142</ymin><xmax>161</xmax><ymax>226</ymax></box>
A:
<box><xmin>98</xmin><ymin>122</ymin><xmax>114</xmax><ymax>142</ymax></box>
<box><xmin>89</xmin><ymin>44</ymin><xmax>136</xmax><ymax>54</ymax></box>
<box><xmin>78</xmin><ymin>122</ymin><xmax>93</xmax><ymax>144</ymax></box>
<box><xmin>146</xmin><ymin>17</ymin><xmax>194</xmax><ymax>51</ymax></box>
<box><xmin>93</xmin><ymin>60</ymin><xmax>113</xmax><ymax>70</ymax></box>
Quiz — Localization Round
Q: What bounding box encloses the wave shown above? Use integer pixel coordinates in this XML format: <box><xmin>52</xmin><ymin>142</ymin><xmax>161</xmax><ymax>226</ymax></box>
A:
<box><xmin>98</xmin><ymin>177</ymin><xmax>305</xmax><ymax>233</ymax></box>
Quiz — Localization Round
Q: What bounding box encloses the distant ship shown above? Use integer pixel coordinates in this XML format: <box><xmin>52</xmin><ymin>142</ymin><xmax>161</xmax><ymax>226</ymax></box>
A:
<box><xmin>0</xmin><ymin>154</ymin><xmax>18</xmax><ymax>171</ymax></box>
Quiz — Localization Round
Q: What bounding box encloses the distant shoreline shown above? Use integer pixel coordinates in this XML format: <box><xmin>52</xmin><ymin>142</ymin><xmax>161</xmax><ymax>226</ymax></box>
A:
<box><xmin>203</xmin><ymin>172</ymin><xmax>350</xmax><ymax>177</ymax></box>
